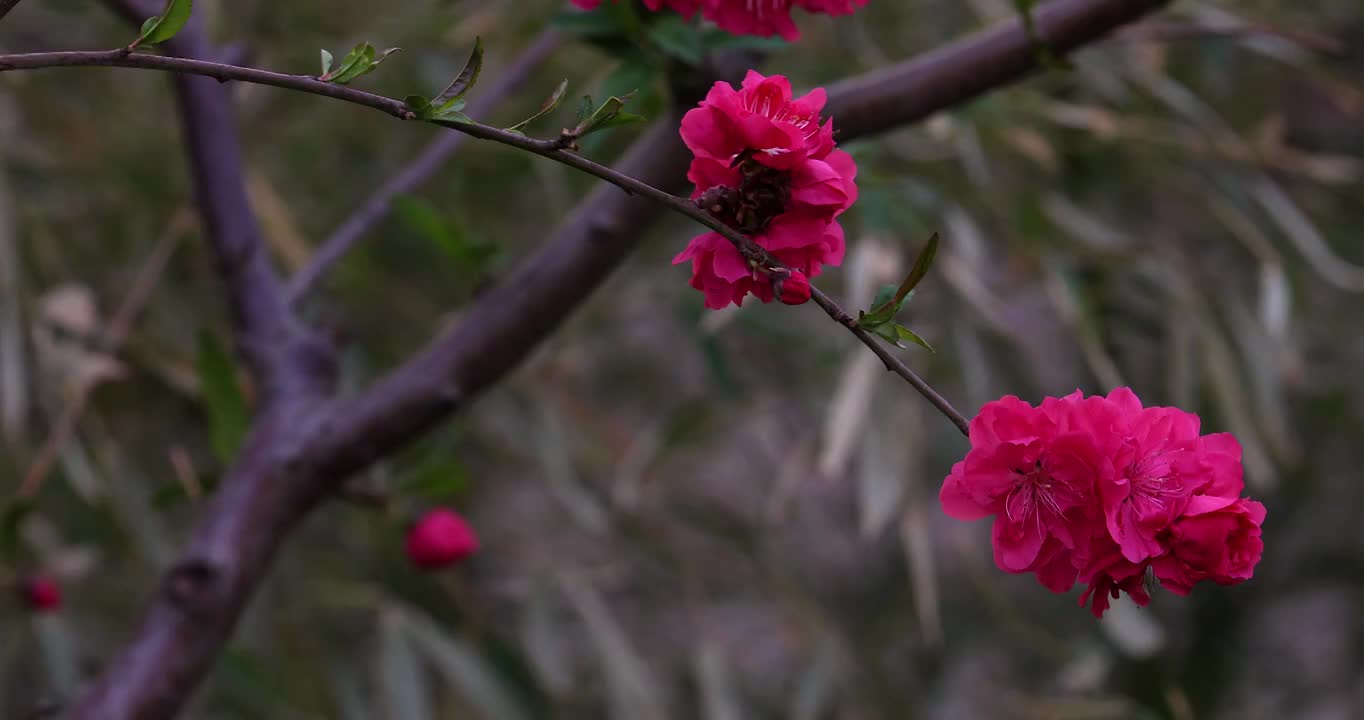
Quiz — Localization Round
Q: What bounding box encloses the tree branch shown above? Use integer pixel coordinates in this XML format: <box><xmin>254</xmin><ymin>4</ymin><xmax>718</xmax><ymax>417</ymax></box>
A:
<box><xmin>56</xmin><ymin>0</ymin><xmax>1167</xmax><ymax>716</ymax></box>
<box><xmin>287</xmin><ymin>30</ymin><xmax>564</xmax><ymax>302</ymax></box>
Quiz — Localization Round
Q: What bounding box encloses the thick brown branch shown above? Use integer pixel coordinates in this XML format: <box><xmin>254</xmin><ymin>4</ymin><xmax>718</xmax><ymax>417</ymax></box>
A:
<box><xmin>288</xmin><ymin>31</ymin><xmax>564</xmax><ymax>302</ymax></box>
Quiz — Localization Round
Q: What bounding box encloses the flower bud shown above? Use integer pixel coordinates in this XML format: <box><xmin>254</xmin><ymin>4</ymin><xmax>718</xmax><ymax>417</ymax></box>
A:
<box><xmin>405</xmin><ymin>508</ymin><xmax>479</xmax><ymax>570</ymax></box>
<box><xmin>778</xmin><ymin>270</ymin><xmax>811</xmax><ymax>305</ymax></box>
<box><xmin>19</xmin><ymin>576</ymin><xmax>62</xmax><ymax>612</ymax></box>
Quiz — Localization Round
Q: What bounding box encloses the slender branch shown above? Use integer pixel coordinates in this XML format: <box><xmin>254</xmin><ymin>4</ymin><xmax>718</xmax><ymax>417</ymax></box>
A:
<box><xmin>0</xmin><ymin>49</ymin><xmax>415</xmax><ymax>119</ymax></box>
<box><xmin>288</xmin><ymin>31</ymin><xmax>564</xmax><ymax>302</ymax></box>
<box><xmin>811</xmin><ymin>289</ymin><xmax>972</xmax><ymax>434</ymax></box>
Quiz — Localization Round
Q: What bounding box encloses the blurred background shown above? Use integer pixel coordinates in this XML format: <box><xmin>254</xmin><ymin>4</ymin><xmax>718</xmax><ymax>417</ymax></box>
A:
<box><xmin>2</xmin><ymin>0</ymin><xmax>1363</xmax><ymax>717</ymax></box>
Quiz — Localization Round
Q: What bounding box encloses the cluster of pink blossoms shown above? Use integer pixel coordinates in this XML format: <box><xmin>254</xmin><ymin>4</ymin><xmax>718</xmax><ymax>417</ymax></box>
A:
<box><xmin>673</xmin><ymin>71</ymin><xmax>857</xmax><ymax>308</ymax></box>
<box><xmin>571</xmin><ymin>0</ymin><xmax>869</xmax><ymax>40</ymax></box>
<box><xmin>940</xmin><ymin>388</ymin><xmax>1266</xmax><ymax>617</ymax></box>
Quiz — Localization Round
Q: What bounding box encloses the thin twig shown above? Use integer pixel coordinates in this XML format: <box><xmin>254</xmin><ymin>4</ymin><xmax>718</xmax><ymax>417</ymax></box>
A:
<box><xmin>288</xmin><ymin>31</ymin><xmax>564</xmax><ymax>302</ymax></box>
<box><xmin>18</xmin><ymin>210</ymin><xmax>190</xmax><ymax>498</ymax></box>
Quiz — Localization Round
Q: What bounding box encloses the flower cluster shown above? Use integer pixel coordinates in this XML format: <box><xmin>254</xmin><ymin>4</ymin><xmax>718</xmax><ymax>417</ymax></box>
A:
<box><xmin>939</xmin><ymin>388</ymin><xmax>1266</xmax><ymax>617</ymax></box>
<box><xmin>674</xmin><ymin>71</ymin><xmax>857</xmax><ymax>308</ymax></box>
<box><xmin>571</xmin><ymin>0</ymin><xmax>869</xmax><ymax>40</ymax></box>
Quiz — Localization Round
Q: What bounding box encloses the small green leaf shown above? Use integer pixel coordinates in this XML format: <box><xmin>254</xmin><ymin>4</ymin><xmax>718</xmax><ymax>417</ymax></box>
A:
<box><xmin>575</xmin><ymin>95</ymin><xmax>595</xmax><ymax>125</ymax></box>
<box><xmin>591</xmin><ymin>111</ymin><xmax>645</xmax><ymax>132</ymax></box>
<box><xmin>893</xmin><ymin>324</ymin><xmax>935</xmax><ymax>352</ymax></box>
<box><xmin>322</xmin><ymin>42</ymin><xmax>372</xmax><ymax>83</ymax></box>
<box><xmin>320</xmin><ymin>49</ymin><xmax>334</xmax><ymax>77</ymax></box>
<box><xmin>571</xmin><ymin>92</ymin><xmax>644</xmax><ymax>139</ymax></box>
<box><xmin>195</xmin><ymin>332</ymin><xmax>249</xmax><ymax>462</ymax></box>
<box><xmin>425</xmin><ymin>98</ymin><xmax>467</xmax><ymax>121</ymax></box>
<box><xmin>134</xmin><ymin>0</ymin><xmax>193</xmax><ymax>47</ymax></box>
<box><xmin>506</xmin><ymin>79</ymin><xmax>569</xmax><ymax>133</ymax></box>
<box><xmin>431</xmin><ymin>113</ymin><xmax>474</xmax><ymax>128</ymax></box>
<box><xmin>862</xmin><ymin>232</ymin><xmax>940</xmax><ymax>326</ymax></box>
<box><xmin>404</xmin><ymin>95</ymin><xmax>432</xmax><ymax>113</ymax></box>
<box><xmin>433</xmin><ymin>38</ymin><xmax>484</xmax><ymax>107</ymax></box>
<box><xmin>900</xmin><ymin>231</ymin><xmax>940</xmax><ymax>300</ymax></box>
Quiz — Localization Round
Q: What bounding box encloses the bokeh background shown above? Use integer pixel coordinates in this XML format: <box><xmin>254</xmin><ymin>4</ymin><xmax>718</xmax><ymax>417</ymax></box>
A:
<box><xmin>3</xmin><ymin>0</ymin><xmax>1363</xmax><ymax>717</ymax></box>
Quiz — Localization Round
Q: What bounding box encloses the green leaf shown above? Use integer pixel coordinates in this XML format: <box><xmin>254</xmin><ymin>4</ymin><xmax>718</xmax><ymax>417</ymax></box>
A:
<box><xmin>321</xmin><ymin>43</ymin><xmax>399</xmax><ymax>84</ymax></box>
<box><xmin>431</xmin><ymin>113</ymin><xmax>474</xmax><ymax>128</ymax></box>
<box><xmin>134</xmin><ymin>0</ymin><xmax>193</xmax><ymax>47</ymax></box>
<box><xmin>195</xmin><ymin>332</ymin><xmax>249</xmax><ymax>462</ymax></box>
<box><xmin>433</xmin><ymin>38</ymin><xmax>484</xmax><ymax>109</ymax></box>
<box><xmin>426</xmin><ymin>98</ymin><xmax>468</xmax><ymax>122</ymax></box>
<box><xmin>575</xmin><ymin>95</ymin><xmax>595</xmax><ymax>125</ymax></box>
<box><xmin>505</xmin><ymin>79</ymin><xmax>569</xmax><ymax>133</ymax></box>
<box><xmin>893</xmin><ymin>324</ymin><xmax>935</xmax><ymax>352</ymax></box>
<box><xmin>899</xmin><ymin>230</ymin><xmax>940</xmax><ymax>299</ymax></box>
<box><xmin>570</xmin><ymin>93</ymin><xmax>645</xmax><ymax>139</ymax></box>
<box><xmin>404</xmin><ymin>95</ymin><xmax>432</xmax><ymax>113</ymax></box>
<box><xmin>320</xmin><ymin>49</ymin><xmax>334</xmax><ymax>77</ymax></box>
<box><xmin>323</xmin><ymin>42</ymin><xmax>372</xmax><ymax>83</ymax></box>
<box><xmin>861</xmin><ymin>232</ymin><xmax>940</xmax><ymax>327</ymax></box>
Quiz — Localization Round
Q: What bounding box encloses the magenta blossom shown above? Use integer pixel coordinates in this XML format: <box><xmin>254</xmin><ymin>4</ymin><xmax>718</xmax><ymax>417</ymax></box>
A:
<box><xmin>940</xmin><ymin>388</ymin><xmax>1266</xmax><ymax>618</ymax></box>
<box><xmin>674</xmin><ymin>71</ymin><xmax>857</xmax><ymax>309</ymax></box>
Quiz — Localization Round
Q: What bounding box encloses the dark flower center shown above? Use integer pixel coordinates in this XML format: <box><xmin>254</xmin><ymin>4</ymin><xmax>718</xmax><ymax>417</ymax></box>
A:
<box><xmin>697</xmin><ymin>155</ymin><xmax>792</xmax><ymax>235</ymax></box>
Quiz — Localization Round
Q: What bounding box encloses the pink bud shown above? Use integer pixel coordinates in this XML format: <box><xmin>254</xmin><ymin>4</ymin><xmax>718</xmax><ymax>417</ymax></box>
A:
<box><xmin>405</xmin><ymin>508</ymin><xmax>479</xmax><ymax>570</ymax></box>
<box><xmin>778</xmin><ymin>270</ymin><xmax>811</xmax><ymax>305</ymax></box>
<box><xmin>19</xmin><ymin>576</ymin><xmax>62</xmax><ymax>612</ymax></box>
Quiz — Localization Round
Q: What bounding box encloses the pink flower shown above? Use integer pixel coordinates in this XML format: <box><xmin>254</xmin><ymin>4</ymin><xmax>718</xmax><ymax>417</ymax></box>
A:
<box><xmin>1152</xmin><ymin>497</ymin><xmax>1266</xmax><ymax>594</ymax></box>
<box><xmin>675</xmin><ymin>72</ymin><xmax>857</xmax><ymax>308</ymax></box>
<box><xmin>406</xmin><ymin>508</ymin><xmax>480</xmax><ymax>570</ymax></box>
<box><xmin>940</xmin><ymin>388</ymin><xmax>1266</xmax><ymax>618</ymax></box>
<box><xmin>940</xmin><ymin>395</ymin><xmax>1100</xmax><ymax>579</ymax></box>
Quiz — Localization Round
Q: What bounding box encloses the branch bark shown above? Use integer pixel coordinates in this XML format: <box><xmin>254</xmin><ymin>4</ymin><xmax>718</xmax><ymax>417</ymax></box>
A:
<box><xmin>59</xmin><ymin>0</ymin><xmax>1168</xmax><ymax>716</ymax></box>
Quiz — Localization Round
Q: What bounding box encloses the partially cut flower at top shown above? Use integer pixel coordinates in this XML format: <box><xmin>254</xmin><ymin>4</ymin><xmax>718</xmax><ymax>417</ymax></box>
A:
<box><xmin>674</xmin><ymin>71</ymin><xmax>857</xmax><ymax>309</ymax></box>
<box><xmin>570</xmin><ymin>0</ymin><xmax>869</xmax><ymax>41</ymax></box>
